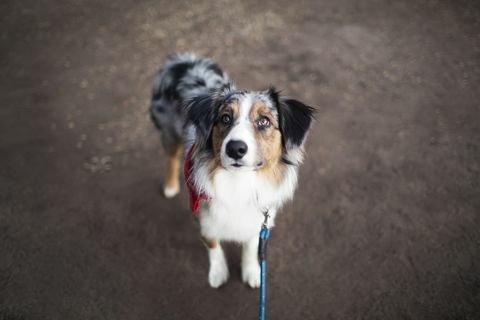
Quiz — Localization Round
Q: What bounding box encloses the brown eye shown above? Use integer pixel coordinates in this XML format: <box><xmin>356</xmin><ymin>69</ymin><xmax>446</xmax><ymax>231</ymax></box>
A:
<box><xmin>257</xmin><ymin>117</ymin><xmax>270</xmax><ymax>128</ymax></box>
<box><xmin>221</xmin><ymin>114</ymin><xmax>232</xmax><ymax>125</ymax></box>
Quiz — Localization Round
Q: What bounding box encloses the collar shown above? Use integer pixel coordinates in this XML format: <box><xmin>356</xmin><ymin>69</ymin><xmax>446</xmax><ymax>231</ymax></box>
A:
<box><xmin>184</xmin><ymin>145</ymin><xmax>209</xmax><ymax>215</ymax></box>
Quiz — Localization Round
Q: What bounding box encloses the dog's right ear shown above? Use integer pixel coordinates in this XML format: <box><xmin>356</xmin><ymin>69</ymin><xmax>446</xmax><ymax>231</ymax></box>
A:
<box><xmin>185</xmin><ymin>93</ymin><xmax>218</xmax><ymax>141</ymax></box>
<box><xmin>185</xmin><ymin>84</ymin><xmax>235</xmax><ymax>141</ymax></box>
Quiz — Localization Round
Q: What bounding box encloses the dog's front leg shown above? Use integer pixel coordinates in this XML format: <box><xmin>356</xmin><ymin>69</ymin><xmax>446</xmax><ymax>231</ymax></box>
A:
<box><xmin>242</xmin><ymin>236</ymin><xmax>261</xmax><ymax>288</ymax></box>
<box><xmin>203</xmin><ymin>238</ymin><xmax>229</xmax><ymax>288</ymax></box>
<box><xmin>163</xmin><ymin>141</ymin><xmax>182</xmax><ymax>198</ymax></box>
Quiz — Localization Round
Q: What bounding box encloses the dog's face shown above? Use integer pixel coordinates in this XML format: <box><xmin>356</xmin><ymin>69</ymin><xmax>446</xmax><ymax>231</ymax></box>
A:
<box><xmin>187</xmin><ymin>85</ymin><xmax>314</xmax><ymax>171</ymax></box>
<box><xmin>213</xmin><ymin>93</ymin><xmax>283</xmax><ymax>170</ymax></box>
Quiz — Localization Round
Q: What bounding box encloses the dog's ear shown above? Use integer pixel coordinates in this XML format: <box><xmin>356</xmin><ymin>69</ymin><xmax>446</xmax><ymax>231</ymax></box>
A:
<box><xmin>275</xmin><ymin>93</ymin><xmax>315</xmax><ymax>149</ymax></box>
<box><xmin>185</xmin><ymin>93</ymin><xmax>218</xmax><ymax>141</ymax></box>
<box><xmin>185</xmin><ymin>84</ymin><xmax>236</xmax><ymax>142</ymax></box>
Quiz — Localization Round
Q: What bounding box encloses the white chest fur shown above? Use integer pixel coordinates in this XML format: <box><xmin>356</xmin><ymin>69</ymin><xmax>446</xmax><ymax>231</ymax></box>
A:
<box><xmin>197</xmin><ymin>167</ymin><xmax>298</xmax><ymax>242</ymax></box>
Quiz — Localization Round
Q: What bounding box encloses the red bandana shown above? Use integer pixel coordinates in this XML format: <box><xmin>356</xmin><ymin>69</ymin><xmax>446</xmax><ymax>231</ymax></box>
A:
<box><xmin>184</xmin><ymin>145</ymin><xmax>209</xmax><ymax>215</ymax></box>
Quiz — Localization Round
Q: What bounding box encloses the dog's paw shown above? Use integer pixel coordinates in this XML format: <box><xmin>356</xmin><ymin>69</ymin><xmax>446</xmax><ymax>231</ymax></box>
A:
<box><xmin>242</xmin><ymin>261</ymin><xmax>261</xmax><ymax>288</ymax></box>
<box><xmin>208</xmin><ymin>259</ymin><xmax>229</xmax><ymax>288</ymax></box>
<box><xmin>163</xmin><ymin>185</ymin><xmax>180</xmax><ymax>198</ymax></box>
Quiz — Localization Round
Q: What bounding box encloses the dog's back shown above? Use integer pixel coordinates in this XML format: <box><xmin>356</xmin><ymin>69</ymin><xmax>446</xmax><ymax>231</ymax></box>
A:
<box><xmin>150</xmin><ymin>53</ymin><xmax>229</xmax><ymax>139</ymax></box>
<box><xmin>149</xmin><ymin>53</ymin><xmax>229</xmax><ymax>197</ymax></box>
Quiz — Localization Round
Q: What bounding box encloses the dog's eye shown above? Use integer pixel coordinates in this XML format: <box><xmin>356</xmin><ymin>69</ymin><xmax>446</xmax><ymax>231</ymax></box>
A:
<box><xmin>221</xmin><ymin>114</ymin><xmax>232</xmax><ymax>125</ymax></box>
<box><xmin>257</xmin><ymin>117</ymin><xmax>270</xmax><ymax>128</ymax></box>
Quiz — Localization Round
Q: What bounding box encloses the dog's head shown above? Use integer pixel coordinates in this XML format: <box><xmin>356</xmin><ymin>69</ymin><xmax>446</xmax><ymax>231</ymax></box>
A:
<box><xmin>186</xmin><ymin>84</ymin><xmax>314</xmax><ymax>171</ymax></box>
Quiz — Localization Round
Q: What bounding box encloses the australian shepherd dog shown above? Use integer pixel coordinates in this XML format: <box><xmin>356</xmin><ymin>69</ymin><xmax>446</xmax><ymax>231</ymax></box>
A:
<box><xmin>150</xmin><ymin>53</ymin><xmax>314</xmax><ymax>288</ymax></box>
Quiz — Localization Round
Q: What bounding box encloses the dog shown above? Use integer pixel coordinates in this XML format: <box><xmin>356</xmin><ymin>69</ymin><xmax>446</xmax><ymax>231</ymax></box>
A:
<box><xmin>150</xmin><ymin>53</ymin><xmax>314</xmax><ymax>288</ymax></box>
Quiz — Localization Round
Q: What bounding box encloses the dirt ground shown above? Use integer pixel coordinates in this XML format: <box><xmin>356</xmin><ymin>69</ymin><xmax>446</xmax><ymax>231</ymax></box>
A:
<box><xmin>1</xmin><ymin>0</ymin><xmax>479</xmax><ymax>319</ymax></box>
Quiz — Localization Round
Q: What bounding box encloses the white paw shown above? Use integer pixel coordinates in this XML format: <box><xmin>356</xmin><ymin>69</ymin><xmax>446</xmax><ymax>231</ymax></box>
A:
<box><xmin>163</xmin><ymin>185</ymin><xmax>179</xmax><ymax>198</ymax></box>
<box><xmin>242</xmin><ymin>261</ymin><xmax>261</xmax><ymax>288</ymax></box>
<box><xmin>208</xmin><ymin>260</ymin><xmax>229</xmax><ymax>288</ymax></box>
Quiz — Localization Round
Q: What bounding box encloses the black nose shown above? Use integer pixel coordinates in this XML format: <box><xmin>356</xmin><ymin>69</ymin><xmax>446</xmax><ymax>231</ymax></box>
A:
<box><xmin>226</xmin><ymin>140</ymin><xmax>248</xmax><ymax>160</ymax></box>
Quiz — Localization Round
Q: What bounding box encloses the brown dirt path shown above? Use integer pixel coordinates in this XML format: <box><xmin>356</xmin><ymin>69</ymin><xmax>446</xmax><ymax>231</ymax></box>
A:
<box><xmin>1</xmin><ymin>1</ymin><xmax>479</xmax><ymax>319</ymax></box>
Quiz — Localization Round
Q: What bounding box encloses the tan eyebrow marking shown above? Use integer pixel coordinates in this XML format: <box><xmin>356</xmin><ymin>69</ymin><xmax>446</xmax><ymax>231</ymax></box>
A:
<box><xmin>249</xmin><ymin>100</ymin><xmax>278</xmax><ymax>127</ymax></box>
<box><xmin>219</xmin><ymin>100</ymin><xmax>240</xmax><ymax>119</ymax></box>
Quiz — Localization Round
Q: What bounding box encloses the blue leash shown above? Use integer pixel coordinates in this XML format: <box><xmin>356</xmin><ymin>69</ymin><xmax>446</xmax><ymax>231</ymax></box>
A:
<box><xmin>258</xmin><ymin>209</ymin><xmax>270</xmax><ymax>320</ymax></box>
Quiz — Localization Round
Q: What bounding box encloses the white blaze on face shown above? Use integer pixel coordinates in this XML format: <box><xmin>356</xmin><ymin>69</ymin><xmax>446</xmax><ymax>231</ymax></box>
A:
<box><xmin>220</xmin><ymin>95</ymin><xmax>258</xmax><ymax>169</ymax></box>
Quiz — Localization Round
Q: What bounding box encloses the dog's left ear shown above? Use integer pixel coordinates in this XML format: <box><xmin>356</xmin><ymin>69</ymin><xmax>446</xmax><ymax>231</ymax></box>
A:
<box><xmin>268</xmin><ymin>88</ymin><xmax>314</xmax><ymax>149</ymax></box>
<box><xmin>279</xmin><ymin>99</ymin><xmax>315</xmax><ymax>149</ymax></box>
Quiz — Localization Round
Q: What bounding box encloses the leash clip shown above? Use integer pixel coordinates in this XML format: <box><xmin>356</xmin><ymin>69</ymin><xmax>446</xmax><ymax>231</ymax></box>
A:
<box><xmin>262</xmin><ymin>207</ymin><xmax>270</xmax><ymax>228</ymax></box>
